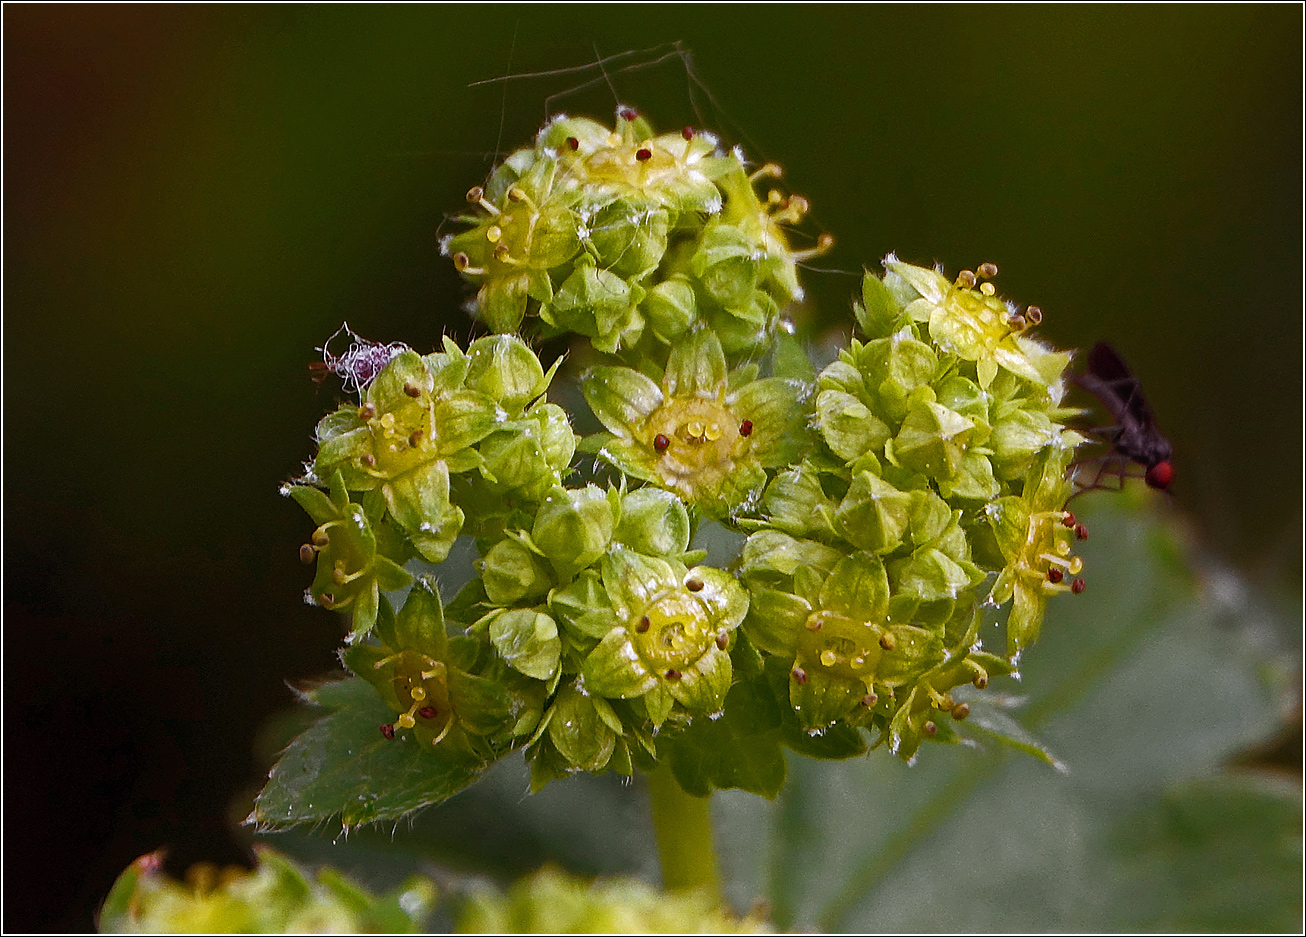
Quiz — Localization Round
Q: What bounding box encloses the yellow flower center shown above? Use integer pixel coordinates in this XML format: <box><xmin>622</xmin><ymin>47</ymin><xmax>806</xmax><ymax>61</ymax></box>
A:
<box><xmin>645</xmin><ymin>397</ymin><xmax>745</xmax><ymax>501</ymax></box>
<box><xmin>632</xmin><ymin>589</ymin><xmax>713</xmax><ymax>670</ymax></box>
<box><xmin>797</xmin><ymin>611</ymin><xmax>888</xmax><ymax>682</ymax></box>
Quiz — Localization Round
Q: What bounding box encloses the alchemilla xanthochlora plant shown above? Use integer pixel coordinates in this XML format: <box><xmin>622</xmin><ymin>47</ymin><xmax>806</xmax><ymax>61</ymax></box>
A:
<box><xmin>223</xmin><ymin>106</ymin><xmax>1098</xmax><ymax>924</ymax></box>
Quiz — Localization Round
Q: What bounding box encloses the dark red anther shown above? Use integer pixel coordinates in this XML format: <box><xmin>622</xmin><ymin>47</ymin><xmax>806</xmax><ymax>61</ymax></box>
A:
<box><xmin>682</xmin><ymin>126</ymin><xmax>694</xmax><ymax>141</ymax></box>
<box><xmin>360</xmin><ymin>453</ymin><xmax>376</xmax><ymax>468</ymax></box>
<box><xmin>951</xmin><ymin>702</ymin><xmax>971</xmax><ymax>721</ymax></box>
<box><xmin>358</xmin><ymin>402</ymin><xmax>376</xmax><ymax>420</ymax></box>
<box><xmin>619</xmin><ymin>107</ymin><xmax>638</xmax><ymax>121</ymax></box>
<box><xmin>1062</xmin><ymin>512</ymin><xmax>1076</xmax><ymax>528</ymax></box>
<box><xmin>566</xmin><ymin>136</ymin><xmax>579</xmax><ymax>150</ymax></box>
<box><xmin>653</xmin><ymin>433</ymin><xmax>670</xmax><ymax>452</ymax></box>
<box><xmin>1047</xmin><ymin>567</ymin><xmax>1064</xmax><ymax>584</ymax></box>
<box><xmin>739</xmin><ymin>419</ymin><xmax>753</xmax><ymax>437</ymax></box>
<box><xmin>299</xmin><ymin>544</ymin><xmax>316</xmax><ymax>564</ymax></box>
<box><xmin>409</xmin><ymin>430</ymin><xmax>424</xmax><ymax>448</ymax></box>
<box><xmin>1145</xmin><ymin>459</ymin><xmax>1174</xmax><ymax>491</ymax></box>
<box><xmin>1075</xmin><ymin>523</ymin><xmax>1089</xmax><ymax>540</ymax></box>
<box><xmin>973</xmin><ymin>673</ymin><xmax>989</xmax><ymax>690</ymax></box>
<box><xmin>418</xmin><ymin>706</ymin><xmax>437</xmax><ymax>720</ymax></box>
<box><xmin>686</xmin><ymin>577</ymin><xmax>704</xmax><ymax>592</ymax></box>
<box><xmin>1071</xmin><ymin>578</ymin><xmax>1087</xmax><ymax>594</ymax></box>
<box><xmin>923</xmin><ymin>721</ymin><xmax>938</xmax><ymax>737</ymax></box>
<box><xmin>715</xmin><ymin>631</ymin><xmax>728</xmax><ymax>650</ymax></box>
<box><xmin>379</xmin><ymin>723</ymin><xmax>395</xmax><ymax>740</ymax></box>
<box><xmin>636</xmin><ymin>615</ymin><xmax>651</xmax><ymax>633</ymax></box>
<box><xmin>665</xmin><ymin>669</ymin><xmax>682</xmax><ymax>681</ymax></box>
<box><xmin>403</xmin><ymin>382</ymin><xmax>422</xmax><ymax>398</ymax></box>
<box><xmin>792</xmin><ymin>667</ymin><xmax>808</xmax><ymax>685</ymax></box>
<box><xmin>635</xmin><ymin>148</ymin><xmax>652</xmax><ymax>162</ymax></box>
<box><xmin>861</xmin><ymin>693</ymin><xmax>878</xmax><ymax>708</ymax></box>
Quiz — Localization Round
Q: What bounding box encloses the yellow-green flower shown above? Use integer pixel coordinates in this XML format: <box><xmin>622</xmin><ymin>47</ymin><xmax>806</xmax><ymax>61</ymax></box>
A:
<box><xmin>884</xmin><ymin>256</ymin><xmax>1068</xmax><ymax>390</ymax></box>
<box><xmin>581</xmin><ymin>546</ymin><xmax>748</xmax><ymax>724</ymax></box>
<box><xmin>581</xmin><ymin>330</ymin><xmax>811</xmax><ymax>518</ymax></box>
<box><xmin>311</xmin><ymin>346</ymin><xmax>501</xmax><ymax>562</ymax></box>
<box><xmin>985</xmin><ymin>446</ymin><xmax>1086</xmax><ymax>659</ymax></box>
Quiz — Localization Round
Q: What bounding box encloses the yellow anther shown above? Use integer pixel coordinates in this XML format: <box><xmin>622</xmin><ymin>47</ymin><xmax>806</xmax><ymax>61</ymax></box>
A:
<box><xmin>507</xmin><ymin>187</ymin><xmax>526</xmax><ymax>202</ymax></box>
<box><xmin>978</xmin><ymin>262</ymin><xmax>999</xmax><ymax>278</ymax></box>
<box><xmin>686</xmin><ymin>419</ymin><xmax>705</xmax><ymax>438</ymax></box>
<box><xmin>956</xmin><ymin>269</ymin><xmax>977</xmax><ymax>289</ymax></box>
<box><xmin>1068</xmin><ymin>556</ymin><xmax>1084</xmax><ymax>575</ymax></box>
<box><xmin>980</xmin><ymin>282</ymin><xmax>996</xmax><ymax>296</ymax></box>
<box><xmin>819</xmin><ymin>649</ymin><xmax>838</xmax><ymax>667</ymax></box>
<box><xmin>703</xmin><ymin>422</ymin><xmax>723</xmax><ymax>441</ymax></box>
<box><xmin>410</xmin><ymin>685</ymin><xmax>426</xmax><ymax>701</ymax></box>
<box><xmin>485</xmin><ymin>225</ymin><xmax>502</xmax><ymax>243</ymax></box>
<box><xmin>767</xmin><ymin>189</ymin><xmax>784</xmax><ymax>205</ymax></box>
<box><xmin>396</xmin><ymin>713</ymin><xmax>416</xmax><ymax>729</ymax></box>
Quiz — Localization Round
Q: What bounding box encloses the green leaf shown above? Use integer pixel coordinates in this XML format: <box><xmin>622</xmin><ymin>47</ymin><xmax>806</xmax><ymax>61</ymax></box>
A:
<box><xmin>664</xmin><ymin>675</ymin><xmax>787</xmax><ymax>798</ymax></box>
<box><xmin>250</xmin><ymin>678</ymin><xmax>491</xmax><ymax>830</ymax></box>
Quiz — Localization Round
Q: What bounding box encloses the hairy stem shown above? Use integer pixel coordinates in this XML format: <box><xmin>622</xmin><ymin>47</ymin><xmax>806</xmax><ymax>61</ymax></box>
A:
<box><xmin>647</xmin><ymin>763</ymin><xmax>721</xmax><ymax>901</ymax></box>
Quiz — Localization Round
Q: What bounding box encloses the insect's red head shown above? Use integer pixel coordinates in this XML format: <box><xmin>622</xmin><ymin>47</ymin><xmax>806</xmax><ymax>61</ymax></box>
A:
<box><xmin>1145</xmin><ymin>460</ymin><xmax>1174</xmax><ymax>491</ymax></box>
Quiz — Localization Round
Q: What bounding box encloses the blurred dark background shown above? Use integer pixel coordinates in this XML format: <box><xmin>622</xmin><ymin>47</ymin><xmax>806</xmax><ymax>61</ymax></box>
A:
<box><xmin>4</xmin><ymin>5</ymin><xmax>1300</xmax><ymax>931</ymax></box>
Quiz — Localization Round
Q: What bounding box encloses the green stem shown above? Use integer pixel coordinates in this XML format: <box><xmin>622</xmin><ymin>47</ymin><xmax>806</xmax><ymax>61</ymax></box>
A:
<box><xmin>647</xmin><ymin>763</ymin><xmax>721</xmax><ymax>901</ymax></box>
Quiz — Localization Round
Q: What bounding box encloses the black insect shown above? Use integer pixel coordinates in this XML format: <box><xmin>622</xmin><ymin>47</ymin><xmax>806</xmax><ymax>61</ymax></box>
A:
<box><xmin>1069</xmin><ymin>342</ymin><xmax>1173</xmax><ymax>496</ymax></box>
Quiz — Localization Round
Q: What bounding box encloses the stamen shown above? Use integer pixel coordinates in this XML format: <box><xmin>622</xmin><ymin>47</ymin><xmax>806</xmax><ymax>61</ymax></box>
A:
<box><xmin>1075</xmin><ymin>523</ymin><xmax>1088</xmax><ymax>540</ymax></box>
<box><xmin>408</xmin><ymin>429</ymin><xmax>424</xmax><ymax>448</ymax></box>
<box><xmin>635</xmin><ymin>147</ymin><xmax>652</xmax><ymax>162</ymax></box>
<box><xmin>790</xmin><ymin>232</ymin><xmax>834</xmax><ymax>261</ymax></box>
<box><xmin>685</xmin><ymin>577</ymin><xmax>704</xmax><ymax>592</ymax></box>
<box><xmin>618</xmin><ymin>107</ymin><xmax>639</xmax><ymax>122</ymax></box>
<box><xmin>819</xmin><ymin>649</ymin><xmax>838</xmax><ymax>667</ymax></box>
<box><xmin>923</xmin><ymin>721</ymin><xmax>938</xmax><ymax>737</ymax></box>
<box><xmin>792</xmin><ymin>666</ymin><xmax>808</xmax><ymax>685</ymax></box>
<box><xmin>681</xmin><ymin>126</ymin><xmax>694</xmax><ymax>141</ymax></box>
<box><xmin>978</xmin><ymin>262</ymin><xmax>998</xmax><ymax>278</ymax></box>
<box><xmin>980</xmin><ymin>282</ymin><xmax>996</xmax><ymax>296</ymax></box>
<box><xmin>403</xmin><ymin>382</ymin><xmax>422</xmax><ymax>398</ymax></box>
<box><xmin>636</xmin><ymin>615</ymin><xmax>651</xmax><ymax>633</ymax></box>
<box><xmin>1047</xmin><ymin>567</ymin><xmax>1064</xmax><ymax>584</ymax></box>
<box><xmin>951</xmin><ymin>702</ymin><xmax>971</xmax><ymax>720</ymax></box>
<box><xmin>418</xmin><ymin>706</ymin><xmax>437</xmax><ymax>719</ymax></box>
<box><xmin>739</xmin><ymin>419</ymin><xmax>753</xmax><ymax>436</ymax></box>
<box><xmin>749</xmin><ymin>163</ymin><xmax>783</xmax><ymax>183</ymax></box>
<box><xmin>453</xmin><ymin>252</ymin><xmax>486</xmax><ymax>275</ymax></box>
<box><xmin>298</xmin><ymin>544</ymin><xmax>317</xmax><ymax>564</ymax></box>
<box><xmin>1025</xmin><ymin>305</ymin><xmax>1043</xmax><ymax>325</ymax></box>
<box><xmin>1062</xmin><ymin>511</ymin><xmax>1076</xmax><ymax>528</ymax></box>
<box><xmin>465</xmin><ymin>186</ymin><xmax>500</xmax><ymax>215</ymax></box>
<box><xmin>665</xmin><ymin>669</ymin><xmax>681</xmax><ymax>681</ymax></box>
<box><xmin>861</xmin><ymin>693</ymin><xmax>878</xmax><ymax>708</ymax></box>
<box><xmin>878</xmin><ymin>631</ymin><xmax>897</xmax><ymax>651</ymax></box>
<box><xmin>565</xmin><ymin>136</ymin><xmax>580</xmax><ymax>151</ymax></box>
<box><xmin>1071</xmin><ymin>578</ymin><xmax>1086</xmax><ymax>594</ymax></box>
<box><xmin>485</xmin><ymin>225</ymin><xmax>502</xmax><ymax>243</ymax></box>
<box><xmin>703</xmin><ymin>422</ymin><xmax>722</xmax><ymax>441</ymax></box>
<box><xmin>358</xmin><ymin>403</ymin><xmax>376</xmax><ymax>420</ymax></box>
<box><xmin>956</xmin><ymin>270</ymin><xmax>977</xmax><ymax>289</ymax></box>
<box><xmin>379</xmin><ymin>723</ymin><xmax>395</xmax><ymax>739</ymax></box>
<box><xmin>715</xmin><ymin>631</ymin><xmax>728</xmax><ymax>650</ymax></box>
<box><xmin>653</xmin><ymin>434</ymin><xmax>670</xmax><ymax>452</ymax></box>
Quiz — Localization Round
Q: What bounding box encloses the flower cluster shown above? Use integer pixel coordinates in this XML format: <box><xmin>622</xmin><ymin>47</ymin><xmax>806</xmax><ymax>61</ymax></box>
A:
<box><xmin>283</xmin><ymin>111</ymin><xmax>1091</xmax><ymax>798</ymax></box>
<box><xmin>442</xmin><ymin>110</ymin><xmax>830</xmax><ymax>356</ymax></box>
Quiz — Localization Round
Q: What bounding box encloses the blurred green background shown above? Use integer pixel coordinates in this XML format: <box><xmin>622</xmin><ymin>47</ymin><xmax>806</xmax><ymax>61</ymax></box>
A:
<box><xmin>4</xmin><ymin>5</ymin><xmax>1300</xmax><ymax>931</ymax></box>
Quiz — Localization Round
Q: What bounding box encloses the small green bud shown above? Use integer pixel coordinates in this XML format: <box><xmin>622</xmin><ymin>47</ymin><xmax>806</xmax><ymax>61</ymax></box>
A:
<box><xmin>480</xmin><ymin>537</ymin><xmax>553</xmax><ymax>606</ymax></box>
<box><xmin>891</xmin><ymin>400</ymin><xmax>976</xmax><ymax>480</ymax></box>
<box><xmin>464</xmin><ymin>334</ymin><xmax>547</xmax><ymax>415</ymax></box>
<box><xmin>532</xmin><ymin>486</ymin><xmax>615</xmax><ymax>579</ymax></box>
<box><xmin>615</xmin><ymin>488</ymin><xmax>691</xmax><ymax>557</ymax></box>
<box><xmin>641</xmin><ymin>276</ymin><xmax>699</xmax><ymax>343</ymax></box>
